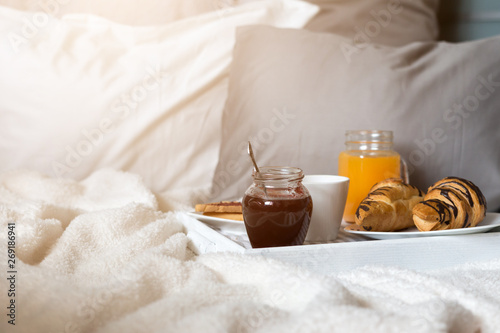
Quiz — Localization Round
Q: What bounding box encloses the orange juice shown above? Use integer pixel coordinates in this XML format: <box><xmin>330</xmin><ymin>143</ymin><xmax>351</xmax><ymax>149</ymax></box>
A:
<box><xmin>338</xmin><ymin>150</ymin><xmax>400</xmax><ymax>222</ymax></box>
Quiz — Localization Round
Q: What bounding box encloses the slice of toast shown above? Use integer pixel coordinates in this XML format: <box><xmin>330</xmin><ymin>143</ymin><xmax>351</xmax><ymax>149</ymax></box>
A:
<box><xmin>202</xmin><ymin>212</ymin><xmax>244</xmax><ymax>221</ymax></box>
<box><xmin>195</xmin><ymin>201</ymin><xmax>242</xmax><ymax>213</ymax></box>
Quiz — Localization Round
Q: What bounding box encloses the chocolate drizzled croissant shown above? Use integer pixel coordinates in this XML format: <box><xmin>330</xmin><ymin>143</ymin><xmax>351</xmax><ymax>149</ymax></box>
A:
<box><xmin>412</xmin><ymin>177</ymin><xmax>487</xmax><ymax>231</ymax></box>
<box><xmin>353</xmin><ymin>178</ymin><xmax>424</xmax><ymax>232</ymax></box>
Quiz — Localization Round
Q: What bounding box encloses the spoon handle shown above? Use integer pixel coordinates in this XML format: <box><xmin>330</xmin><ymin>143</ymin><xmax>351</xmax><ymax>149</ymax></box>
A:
<box><xmin>248</xmin><ymin>141</ymin><xmax>268</xmax><ymax>198</ymax></box>
<box><xmin>248</xmin><ymin>141</ymin><xmax>261</xmax><ymax>174</ymax></box>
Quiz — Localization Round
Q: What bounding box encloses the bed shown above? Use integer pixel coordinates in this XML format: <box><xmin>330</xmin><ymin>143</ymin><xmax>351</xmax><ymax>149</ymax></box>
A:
<box><xmin>1</xmin><ymin>0</ymin><xmax>500</xmax><ymax>332</ymax></box>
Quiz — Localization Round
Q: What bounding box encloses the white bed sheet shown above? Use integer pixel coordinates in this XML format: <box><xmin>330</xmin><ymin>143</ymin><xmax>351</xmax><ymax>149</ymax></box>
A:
<box><xmin>1</xmin><ymin>169</ymin><xmax>499</xmax><ymax>333</ymax></box>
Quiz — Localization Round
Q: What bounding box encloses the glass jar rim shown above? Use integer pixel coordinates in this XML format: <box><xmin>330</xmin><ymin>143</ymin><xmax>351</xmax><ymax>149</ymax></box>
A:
<box><xmin>252</xmin><ymin>166</ymin><xmax>304</xmax><ymax>182</ymax></box>
<box><xmin>345</xmin><ymin>130</ymin><xmax>393</xmax><ymax>143</ymax></box>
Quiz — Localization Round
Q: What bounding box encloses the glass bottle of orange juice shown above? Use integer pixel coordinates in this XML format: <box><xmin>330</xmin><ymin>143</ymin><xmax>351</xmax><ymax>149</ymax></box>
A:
<box><xmin>338</xmin><ymin>130</ymin><xmax>404</xmax><ymax>223</ymax></box>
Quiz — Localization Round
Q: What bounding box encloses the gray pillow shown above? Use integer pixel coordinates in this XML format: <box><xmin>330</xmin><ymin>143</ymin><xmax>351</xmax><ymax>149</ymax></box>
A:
<box><xmin>303</xmin><ymin>0</ymin><xmax>439</xmax><ymax>44</ymax></box>
<box><xmin>211</xmin><ymin>25</ymin><xmax>500</xmax><ymax>211</ymax></box>
<box><xmin>238</xmin><ymin>0</ymin><xmax>440</xmax><ymax>45</ymax></box>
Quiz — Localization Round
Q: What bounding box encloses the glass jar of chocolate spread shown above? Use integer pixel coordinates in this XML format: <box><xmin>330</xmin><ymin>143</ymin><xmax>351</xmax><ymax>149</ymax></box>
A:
<box><xmin>242</xmin><ymin>167</ymin><xmax>313</xmax><ymax>248</ymax></box>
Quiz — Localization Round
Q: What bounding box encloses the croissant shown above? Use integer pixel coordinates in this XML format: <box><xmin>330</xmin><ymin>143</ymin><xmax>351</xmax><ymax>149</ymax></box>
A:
<box><xmin>353</xmin><ymin>178</ymin><xmax>424</xmax><ymax>231</ymax></box>
<box><xmin>412</xmin><ymin>177</ymin><xmax>487</xmax><ymax>231</ymax></box>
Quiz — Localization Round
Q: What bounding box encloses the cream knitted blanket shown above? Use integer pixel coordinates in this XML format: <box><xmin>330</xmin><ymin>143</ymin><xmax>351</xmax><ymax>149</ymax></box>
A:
<box><xmin>0</xmin><ymin>169</ymin><xmax>499</xmax><ymax>333</ymax></box>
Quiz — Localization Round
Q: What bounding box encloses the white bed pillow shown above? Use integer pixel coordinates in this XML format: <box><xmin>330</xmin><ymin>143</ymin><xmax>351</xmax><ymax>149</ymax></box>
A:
<box><xmin>0</xmin><ymin>0</ymin><xmax>440</xmax><ymax>44</ymax></box>
<box><xmin>0</xmin><ymin>0</ymin><xmax>222</xmax><ymax>25</ymax></box>
<box><xmin>0</xmin><ymin>1</ymin><xmax>318</xmax><ymax>198</ymax></box>
<box><xmin>212</xmin><ymin>26</ymin><xmax>500</xmax><ymax>211</ymax></box>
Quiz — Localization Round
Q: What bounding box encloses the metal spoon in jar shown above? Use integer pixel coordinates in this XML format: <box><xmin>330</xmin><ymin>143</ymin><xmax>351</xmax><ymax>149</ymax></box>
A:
<box><xmin>248</xmin><ymin>141</ymin><xmax>261</xmax><ymax>175</ymax></box>
<box><xmin>248</xmin><ymin>141</ymin><xmax>268</xmax><ymax>197</ymax></box>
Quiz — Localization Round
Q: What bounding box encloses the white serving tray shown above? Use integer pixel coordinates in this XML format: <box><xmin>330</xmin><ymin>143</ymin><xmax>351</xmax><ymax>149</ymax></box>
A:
<box><xmin>181</xmin><ymin>213</ymin><xmax>500</xmax><ymax>274</ymax></box>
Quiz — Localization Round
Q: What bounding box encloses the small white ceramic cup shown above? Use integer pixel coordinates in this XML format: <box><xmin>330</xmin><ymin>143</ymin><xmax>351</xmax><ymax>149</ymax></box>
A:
<box><xmin>303</xmin><ymin>175</ymin><xmax>349</xmax><ymax>243</ymax></box>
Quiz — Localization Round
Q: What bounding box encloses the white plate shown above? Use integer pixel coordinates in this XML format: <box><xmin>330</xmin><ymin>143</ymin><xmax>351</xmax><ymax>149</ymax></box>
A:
<box><xmin>343</xmin><ymin>212</ymin><xmax>500</xmax><ymax>240</ymax></box>
<box><xmin>187</xmin><ymin>212</ymin><xmax>246</xmax><ymax>233</ymax></box>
